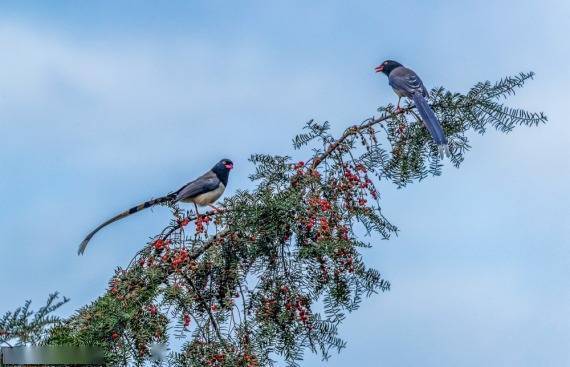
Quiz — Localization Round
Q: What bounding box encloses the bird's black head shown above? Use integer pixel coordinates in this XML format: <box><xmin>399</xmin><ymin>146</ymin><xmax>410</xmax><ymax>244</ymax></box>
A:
<box><xmin>212</xmin><ymin>158</ymin><xmax>233</xmax><ymax>186</ymax></box>
<box><xmin>374</xmin><ymin>60</ymin><xmax>403</xmax><ymax>76</ymax></box>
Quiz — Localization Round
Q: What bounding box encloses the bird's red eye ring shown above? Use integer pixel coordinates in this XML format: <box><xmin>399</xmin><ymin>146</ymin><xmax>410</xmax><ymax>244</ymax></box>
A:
<box><xmin>225</xmin><ymin>163</ymin><xmax>234</xmax><ymax>170</ymax></box>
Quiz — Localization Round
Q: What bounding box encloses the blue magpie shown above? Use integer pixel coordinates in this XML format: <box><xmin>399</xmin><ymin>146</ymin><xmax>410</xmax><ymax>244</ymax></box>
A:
<box><xmin>77</xmin><ymin>159</ymin><xmax>233</xmax><ymax>255</ymax></box>
<box><xmin>376</xmin><ymin>60</ymin><xmax>450</xmax><ymax>158</ymax></box>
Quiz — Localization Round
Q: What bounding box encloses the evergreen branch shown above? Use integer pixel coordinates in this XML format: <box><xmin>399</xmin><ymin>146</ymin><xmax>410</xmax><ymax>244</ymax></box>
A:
<box><xmin>33</xmin><ymin>72</ymin><xmax>545</xmax><ymax>366</ymax></box>
<box><xmin>181</xmin><ymin>272</ymin><xmax>224</xmax><ymax>345</ymax></box>
<box><xmin>0</xmin><ymin>293</ymin><xmax>68</xmax><ymax>347</ymax></box>
<box><xmin>310</xmin><ymin>108</ymin><xmax>412</xmax><ymax>170</ymax></box>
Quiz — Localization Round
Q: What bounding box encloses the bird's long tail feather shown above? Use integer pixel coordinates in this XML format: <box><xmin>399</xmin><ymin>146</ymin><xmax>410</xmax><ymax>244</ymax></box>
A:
<box><xmin>412</xmin><ymin>93</ymin><xmax>450</xmax><ymax>158</ymax></box>
<box><xmin>77</xmin><ymin>195</ymin><xmax>174</xmax><ymax>255</ymax></box>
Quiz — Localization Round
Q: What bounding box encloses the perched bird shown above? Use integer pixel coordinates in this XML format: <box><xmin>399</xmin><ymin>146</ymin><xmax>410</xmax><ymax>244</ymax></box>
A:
<box><xmin>375</xmin><ymin>60</ymin><xmax>450</xmax><ymax>158</ymax></box>
<box><xmin>77</xmin><ymin>158</ymin><xmax>234</xmax><ymax>255</ymax></box>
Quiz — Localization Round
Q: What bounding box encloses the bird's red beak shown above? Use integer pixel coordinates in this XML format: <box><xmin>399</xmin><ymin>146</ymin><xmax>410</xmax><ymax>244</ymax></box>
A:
<box><xmin>225</xmin><ymin>163</ymin><xmax>234</xmax><ymax>170</ymax></box>
<box><xmin>374</xmin><ymin>64</ymin><xmax>384</xmax><ymax>73</ymax></box>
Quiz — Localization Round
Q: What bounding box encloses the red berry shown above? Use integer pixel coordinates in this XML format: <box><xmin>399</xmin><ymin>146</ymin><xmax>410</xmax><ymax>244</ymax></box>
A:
<box><xmin>153</xmin><ymin>239</ymin><xmax>165</xmax><ymax>250</ymax></box>
<box><xmin>306</xmin><ymin>217</ymin><xmax>315</xmax><ymax>230</ymax></box>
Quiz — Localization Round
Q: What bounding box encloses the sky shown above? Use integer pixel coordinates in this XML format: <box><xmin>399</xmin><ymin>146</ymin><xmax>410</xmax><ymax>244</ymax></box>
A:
<box><xmin>0</xmin><ymin>1</ymin><xmax>568</xmax><ymax>366</ymax></box>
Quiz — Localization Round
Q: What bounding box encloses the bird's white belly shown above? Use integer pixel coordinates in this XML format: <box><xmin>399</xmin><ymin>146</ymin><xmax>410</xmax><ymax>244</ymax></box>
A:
<box><xmin>185</xmin><ymin>183</ymin><xmax>225</xmax><ymax>206</ymax></box>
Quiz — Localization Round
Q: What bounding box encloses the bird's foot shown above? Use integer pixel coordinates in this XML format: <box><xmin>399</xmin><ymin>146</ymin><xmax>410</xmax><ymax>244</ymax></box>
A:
<box><xmin>208</xmin><ymin>204</ymin><xmax>222</xmax><ymax>213</ymax></box>
<box><xmin>395</xmin><ymin>106</ymin><xmax>405</xmax><ymax>114</ymax></box>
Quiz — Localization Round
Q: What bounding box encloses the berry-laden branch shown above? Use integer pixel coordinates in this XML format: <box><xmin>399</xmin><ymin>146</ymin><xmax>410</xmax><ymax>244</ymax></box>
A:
<box><xmin>43</xmin><ymin>72</ymin><xmax>545</xmax><ymax>366</ymax></box>
<box><xmin>309</xmin><ymin>106</ymin><xmax>413</xmax><ymax>170</ymax></box>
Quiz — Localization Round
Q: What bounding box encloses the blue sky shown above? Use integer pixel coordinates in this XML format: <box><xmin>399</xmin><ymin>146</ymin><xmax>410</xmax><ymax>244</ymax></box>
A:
<box><xmin>0</xmin><ymin>1</ymin><xmax>568</xmax><ymax>366</ymax></box>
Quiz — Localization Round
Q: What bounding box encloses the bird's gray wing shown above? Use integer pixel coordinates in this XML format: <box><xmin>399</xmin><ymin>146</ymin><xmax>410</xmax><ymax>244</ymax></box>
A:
<box><xmin>174</xmin><ymin>171</ymin><xmax>220</xmax><ymax>201</ymax></box>
<box><xmin>389</xmin><ymin>67</ymin><xmax>427</xmax><ymax>97</ymax></box>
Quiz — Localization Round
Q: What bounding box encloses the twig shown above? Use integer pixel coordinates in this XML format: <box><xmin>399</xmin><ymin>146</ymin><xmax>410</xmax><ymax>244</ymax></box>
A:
<box><xmin>310</xmin><ymin>108</ymin><xmax>411</xmax><ymax>170</ymax></box>
<box><xmin>162</xmin><ymin>209</ymin><xmax>227</xmax><ymax>242</ymax></box>
<box><xmin>176</xmin><ymin>229</ymin><xmax>230</xmax><ymax>345</ymax></box>
<box><xmin>126</xmin><ymin>211</ymin><xmax>228</xmax><ymax>269</ymax></box>
<box><xmin>180</xmin><ymin>272</ymin><xmax>224</xmax><ymax>345</ymax></box>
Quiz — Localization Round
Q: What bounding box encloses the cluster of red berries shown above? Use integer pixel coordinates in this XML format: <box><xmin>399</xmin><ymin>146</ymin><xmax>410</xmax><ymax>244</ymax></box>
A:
<box><xmin>304</xmin><ymin>196</ymin><xmax>338</xmax><ymax>241</ymax></box>
<box><xmin>108</xmin><ymin>270</ymin><xmax>131</xmax><ymax>300</ymax></box>
<box><xmin>354</xmin><ymin>163</ymin><xmax>367</xmax><ymax>172</ymax></box>
<box><xmin>343</xmin><ymin>168</ymin><xmax>361</xmax><ymax>184</ymax></box>
<box><xmin>397</xmin><ymin>122</ymin><xmax>407</xmax><ymax>135</ymax></box>
<box><xmin>147</xmin><ymin>304</ymin><xmax>158</xmax><ymax>316</ymax></box>
<box><xmin>338</xmin><ymin>164</ymin><xmax>378</xmax><ymax>205</ymax></box>
<box><xmin>306</xmin><ymin>217</ymin><xmax>316</xmax><ymax>231</ymax></box>
<box><xmin>260</xmin><ymin>297</ymin><xmax>278</xmax><ymax>318</ymax></box>
<box><xmin>278</xmin><ymin>287</ymin><xmax>311</xmax><ymax>327</ymax></box>
<box><xmin>195</xmin><ymin>215</ymin><xmax>211</xmax><ymax>234</ymax></box>
<box><xmin>179</xmin><ymin>217</ymin><xmax>190</xmax><ymax>227</ymax></box>
<box><xmin>183</xmin><ymin>313</ymin><xmax>191</xmax><ymax>327</ymax></box>
<box><xmin>206</xmin><ymin>353</ymin><xmax>225</xmax><ymax>366</ymax></box>
<box><xmin>318</xmin><ymin>217</ymin><xmax>330</xmax><ymax>233</ymax></box>
<box><xmin>171</xmin><ymin>248</ymin><xmax>189</xmax><ymax>269</ymax></box>
<box><xmin>137</xmin><ymin>344</ymin><xmax>148</xmax><ymax>357</ymax></box>
<box><xmin>308</xmin><ymin>197</ymin><xmax>332</xmax><ymax>212</ymax></box>
<box><xmin>333</xmin><ymin>248</ymin><xmax>355</xmax><ymax>274</ymax></box>
<box><xmin>138</xmin><ymin>254</ymin><xmax>156</xmax><ymax>268</ymax></box>
<box><xmin>150</xmin><ymin>237</ymin><xmax>198</xmax><ymax>272</ymax></box>
<box><xmin>258</xmin><ymin>285</ymin><xmax>289</xmax><ymax>318</ymax></box>
<box><xmin>109</xmin><ymin>278</ymin><xmax>119</xmax><ymax>294</ymax></box>
<box><xmin>293</xmin><ymin>297</ymin><xmax>311</xmax><ymax>326</ymax></box>
<box><xmin>242</xmin><ymin>353</ymin><xmax>259</xmax><ymax>367</ymax></box>
<box><xmin>153</xmin><ymin>239</ymin><xmax>171</xmax><ymax>251</ymax></box>
<box><xmin>291</xmin><ymin>161</ymin><xmax>321</xmax><ymax>187</ymax></box>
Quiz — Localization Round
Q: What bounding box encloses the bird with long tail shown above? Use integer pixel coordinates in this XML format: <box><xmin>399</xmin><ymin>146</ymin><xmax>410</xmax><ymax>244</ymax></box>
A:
<box><xmin>375</xmin><ymin>60</ymin><xmax>450</xmax><ymax>158</ymax></box>
<box><xmin>77</xmin><ymin>158</ymin><xmax>233</xmax><ymax>255</ymax></box>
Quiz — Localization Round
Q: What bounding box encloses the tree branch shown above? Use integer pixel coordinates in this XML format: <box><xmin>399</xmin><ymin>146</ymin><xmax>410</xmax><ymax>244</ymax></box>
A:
<box><xmin>310</xmin><ymin>108</ymin><xmax>411</xmax><ymax>170</ymax></box>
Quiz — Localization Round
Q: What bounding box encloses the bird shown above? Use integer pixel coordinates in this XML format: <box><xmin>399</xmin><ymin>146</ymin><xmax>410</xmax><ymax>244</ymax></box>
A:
<box><xmin>77</xmin><ymin>158</ymin><xmax>234</xmax><ymax>255</ymax></box>
<box><xmin>375</xmin><ymin>60</ymin><xmax>450</xmax><ymax>158</ymax></box>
